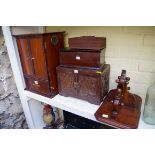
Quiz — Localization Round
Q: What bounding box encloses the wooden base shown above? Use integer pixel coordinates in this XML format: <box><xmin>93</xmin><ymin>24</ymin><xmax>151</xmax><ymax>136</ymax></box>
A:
<box><xmin>24</xmin><ymin>88</ymin><xmax>57</xmax><ymax>98</ymax></box>
<box><xmin>95</xmin><ymin>90</ymin><xmax>142</xmax><ymax>129</ymax></box>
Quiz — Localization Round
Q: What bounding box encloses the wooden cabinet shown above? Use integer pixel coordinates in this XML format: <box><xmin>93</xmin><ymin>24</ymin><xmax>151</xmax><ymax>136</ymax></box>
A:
<box><xmin>14</xmin><ymin>32</ymin><xmax>65</xmax><ymax>97</ymax></box>
<box><xmin>56</xmin><ymin>64</ymin><xmax>110</xmax><ymax>105</ymax></box>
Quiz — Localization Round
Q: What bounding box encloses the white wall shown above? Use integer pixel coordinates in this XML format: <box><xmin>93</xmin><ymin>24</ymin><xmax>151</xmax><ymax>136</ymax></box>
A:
<box><xmin>11</xmin><ymin>26</ymin><xmax>45</xmax><ymax>35</ymax></box>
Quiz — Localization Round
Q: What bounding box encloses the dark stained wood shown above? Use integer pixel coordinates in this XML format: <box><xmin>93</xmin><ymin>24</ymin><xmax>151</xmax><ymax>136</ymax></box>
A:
<box><xmin>14</xmin><ymin>32</ymin><xmax>65</xmax><ymax>97</ymax></box>
<box><xmin>44</xmin><ymin>33</ymin><xmax>64</xmax><ymax>94</ymax></box>
<box><xmin>29</xmin><ymin>36</ymin><xmax>47</xmax><ymax>80</ymax></box>
<box><xmin>57</xmin><ymin>64</ymin><xmax>110</xmax><ymax>105</ymax></box>
<box><xmin>25</xmin><ymin>77</ymin><xmax>51</xmax><ymax>96</ymax></box>
<box><xmin>59</xmin><ymin>48</ymin><xmax>105</xmax><ymax>68</ymax></box>
<box><xmin>95</xmin><ymin>90</ymin><xmax>142</xmax><ymax>129</ymax></box>
<box><xmin>56</xmin><ymin>67</ymin><xmax>77</xmax><ymax>97</ymax></box>
<box><xmin>69</xmin><ymin>36</ymin><xmax>106</xmax><ymax>50</ymax></box>
<box><xmin>95</xmin><ymin>70</ymin><xmax>142</xmax><ymax>129</ymax></box>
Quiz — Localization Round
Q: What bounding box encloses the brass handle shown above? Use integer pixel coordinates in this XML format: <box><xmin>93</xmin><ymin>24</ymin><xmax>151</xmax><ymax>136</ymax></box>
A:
<box><xmin>73</xmin><ymin>82</ymin><xmax>80</xmax><ymax>89</ymax></box>
<box><xmin>31</xmin><ymin>57</ymin><xmax>35</xmax><ymax>60</ymax></box>
<box><xmin>73</xmin><ymin>82</ymin><xmax>77</xmax><ymax>89</ymax></box>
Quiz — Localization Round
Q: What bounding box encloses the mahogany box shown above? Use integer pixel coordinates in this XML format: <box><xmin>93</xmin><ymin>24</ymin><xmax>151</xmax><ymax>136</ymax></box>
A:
<box><xmin>56</xmin><ymin>64</ymin><xmax>110</xmax><ymax>105</ymax></box>
<box><xmin>68</xmin><ymin>36</ymin><xmax>106</xmax><ymax>50</ymax></box>
<box><xmin>59</xmin><ymin>48</ymin><xmax>105</xmax><ymax>68</ymax></box>
<box><xmin>14</xmin><ymin>32</ymin><xmax>65</xmax><ymax>97</ymax></box>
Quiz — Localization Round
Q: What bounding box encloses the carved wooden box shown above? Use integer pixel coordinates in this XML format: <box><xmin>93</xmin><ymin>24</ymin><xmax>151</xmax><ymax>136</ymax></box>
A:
<box><xmin>14</xmin><ymin>32</ymin><xmax>65</xmax><ymax>97</ymax></box>
<box><xmin>59</xmin><ymin>48</ymin><xmax>105</xmax><ymax>68</ymax></box>
<box><xmin>56</xmin><ymin>64</ymin><xmax>110</xmax><ymax>105</ymax></box>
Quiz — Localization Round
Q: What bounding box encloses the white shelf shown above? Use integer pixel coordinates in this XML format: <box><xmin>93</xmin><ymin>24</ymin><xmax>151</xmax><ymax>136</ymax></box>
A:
<box><xmin>25</xmin><ymin>90</ymin><xmax>155</xmax><ymax>129</ymax></box>
<box><xmin>25</xmin><ymin>90</ymin><xmax>115</xmax><ymax>128</ymax></box>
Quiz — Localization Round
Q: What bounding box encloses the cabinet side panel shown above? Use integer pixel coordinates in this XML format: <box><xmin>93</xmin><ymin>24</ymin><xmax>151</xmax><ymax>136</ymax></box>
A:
<box><xmin>16</xmin><ymin>38</ymin><xmax>33</xmax><ymax>76</ymax></box>
<box><xmin>45</xmin><ymin>34</ymin><xmax>64</xmax><ymax>93</ymax></box>
<box><xmin>101</xmin><ymin>64</ymin><xmax>110</xmax><ymax>99</ymax></box>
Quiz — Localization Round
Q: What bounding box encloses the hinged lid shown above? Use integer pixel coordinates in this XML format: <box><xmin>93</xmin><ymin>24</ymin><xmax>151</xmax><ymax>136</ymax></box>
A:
<box><xmin>69</xmin><ymin>36</ymin><xmax>106</xmax><ymax>50</ymax></box>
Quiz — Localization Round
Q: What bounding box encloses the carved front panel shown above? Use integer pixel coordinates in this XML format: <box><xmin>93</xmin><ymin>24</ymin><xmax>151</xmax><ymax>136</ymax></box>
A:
<box><xmin>57</xmin><ymin>65</ymin><xmax>110</xmax><ymax>105</ymax></box>
<box><xmin>57</xmin><ymin>68</ymin><xmax>77</xmax><ymax>96</ymax></box>
<box><xmin>78</xmin><ymin>75</ymin><xmax>100</xmax><ymax>104</ymax></box>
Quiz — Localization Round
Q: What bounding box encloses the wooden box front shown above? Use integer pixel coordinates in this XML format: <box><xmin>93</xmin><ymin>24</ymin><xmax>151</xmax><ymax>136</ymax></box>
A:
<box><xmin>59</xmin><ymin>50</ymin><xmax>102</xmax><ymax>68</ymax></box>
<box><xmin>57</xmin><ymin>64</ymin><xmax>110</xmax><ymax>105</ymax></box>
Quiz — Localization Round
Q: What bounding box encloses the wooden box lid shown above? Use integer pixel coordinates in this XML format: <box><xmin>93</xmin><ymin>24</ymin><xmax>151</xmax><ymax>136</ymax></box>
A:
<box><xmin>69</xmin><ymin>36</ymin><xmax>106</xmax><ymax>50</ymax></box>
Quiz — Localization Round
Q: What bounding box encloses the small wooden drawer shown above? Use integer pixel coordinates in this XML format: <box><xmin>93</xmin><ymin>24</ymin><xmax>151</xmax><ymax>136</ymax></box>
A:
<box><xmin>25</xmin><ymin>78</ymin><xmax>51</xmax><ymax>96</ymax></box>
<box><xmin>59</xmin><ymin>48</ymin><xmax>105</xmax><ymax>68</ymax></box>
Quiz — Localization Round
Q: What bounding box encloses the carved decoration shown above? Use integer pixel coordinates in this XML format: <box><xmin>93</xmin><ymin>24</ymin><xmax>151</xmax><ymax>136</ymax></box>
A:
<box><xmin>57</xmin><ymin>64</ymin><xmax>110</xmax><ymax>105</ymax></box>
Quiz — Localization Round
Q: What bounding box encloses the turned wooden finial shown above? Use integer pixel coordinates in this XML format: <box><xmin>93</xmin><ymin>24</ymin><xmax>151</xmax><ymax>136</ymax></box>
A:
<box><xmin>115</xmin><ymin>70</ymin><xmax>130</xmax><ymax>96</ymax></box>
<box><xmin>112</xmin><ymin>70</ymin><xmax>131</xmax><ymax>116</ymax></box>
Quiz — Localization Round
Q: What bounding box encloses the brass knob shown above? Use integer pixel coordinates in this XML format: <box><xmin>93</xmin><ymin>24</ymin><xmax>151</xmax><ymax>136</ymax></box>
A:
<box><xmin>73</xmin><ymin>82</ymin><xmax>80</xmax><ymax>89</ymax></box>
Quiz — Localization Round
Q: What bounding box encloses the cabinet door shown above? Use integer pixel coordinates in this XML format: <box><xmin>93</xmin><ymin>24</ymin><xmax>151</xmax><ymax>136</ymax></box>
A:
<box><xmin>29</xmin><ymin>37</ymin><xmax>47</xmax><ymax>79</ymax></box>
<box><xmin>57</xmin><ymin>67</ymin><xmax>77</xmax><ymax>97</ymax></box>
<box><xmin>78</xmin><ymin>73</ymin><xmax>100</xmax><ymax>104</ymax></box>
<box><xmin>16</xmin><ymin>38</ymin><xmax>33</xmax><ymax>76</ymax></box>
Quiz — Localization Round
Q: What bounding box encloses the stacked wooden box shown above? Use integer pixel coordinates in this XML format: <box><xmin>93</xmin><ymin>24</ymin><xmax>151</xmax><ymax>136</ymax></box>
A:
<box><xmin>57</xmin><ymin>36</ymin><xmax>110</xmax><ymax>105</ymax></box>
